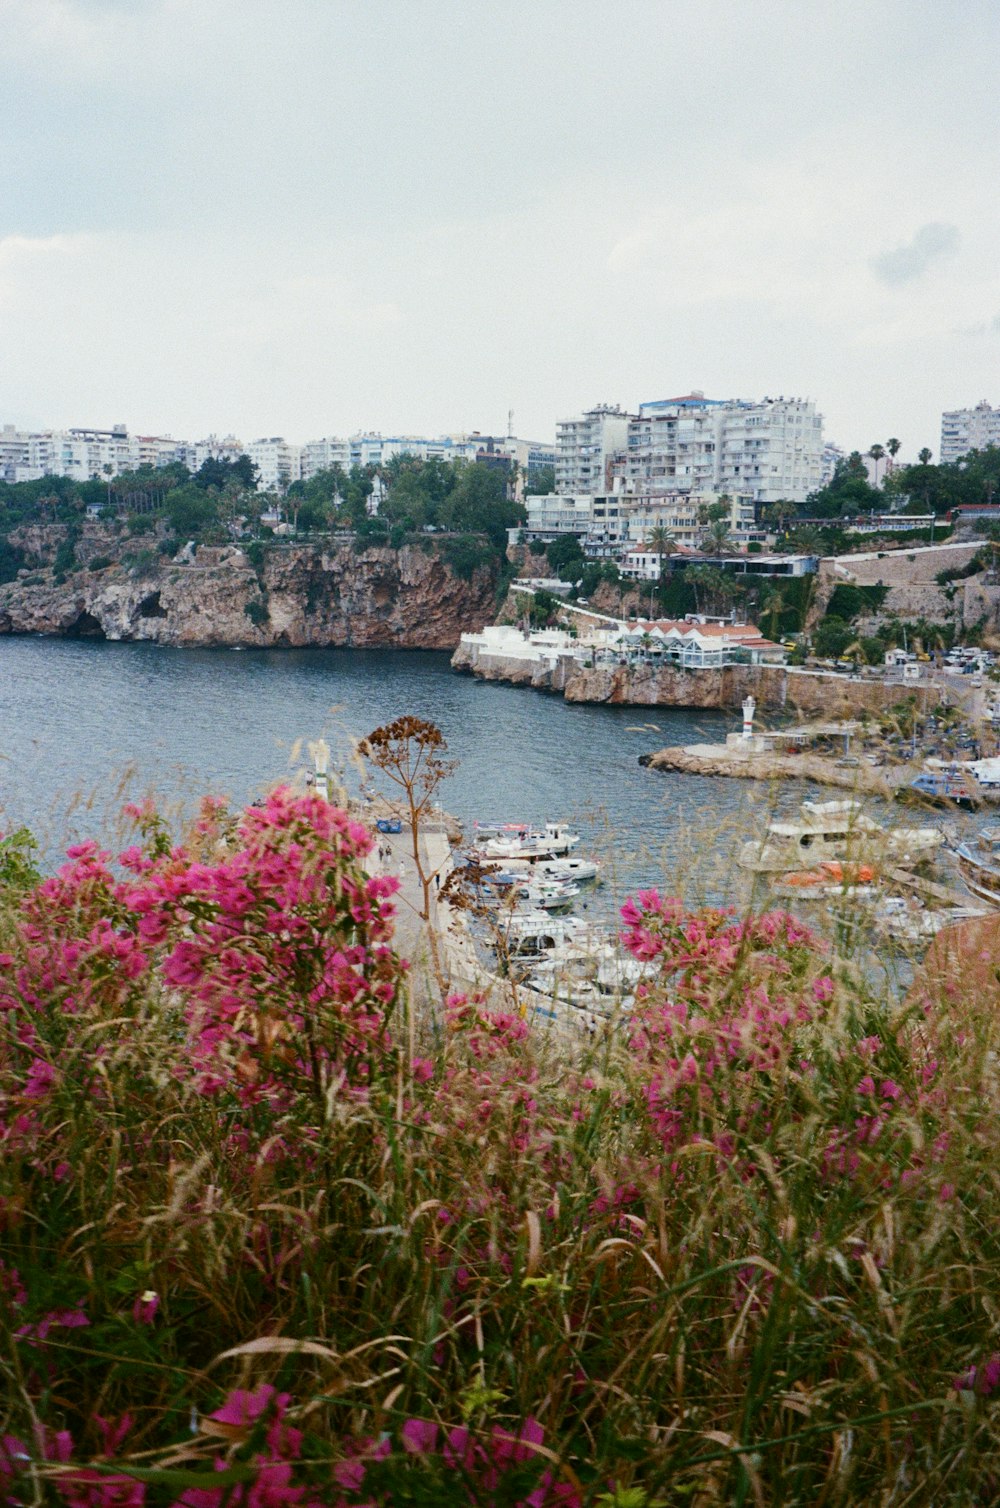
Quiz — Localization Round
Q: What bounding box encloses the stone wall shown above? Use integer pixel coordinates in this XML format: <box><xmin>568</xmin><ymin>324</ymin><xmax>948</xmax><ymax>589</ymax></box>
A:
<box><xmin>810</xmin><ymin>541</ymin><xmax>981</xmax><ymax>628</ymax></box>
<box><xmin>452</xmin><ymin>643</ymin><xmax>934</xmax><ymax>716</ymax></box>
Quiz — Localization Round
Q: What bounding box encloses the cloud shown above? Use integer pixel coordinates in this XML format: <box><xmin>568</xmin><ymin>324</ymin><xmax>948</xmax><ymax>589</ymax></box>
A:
<box><xmin>869</xmin><ymin>222</ymin><xmax>960</xmax><ymax>286</ymax></box>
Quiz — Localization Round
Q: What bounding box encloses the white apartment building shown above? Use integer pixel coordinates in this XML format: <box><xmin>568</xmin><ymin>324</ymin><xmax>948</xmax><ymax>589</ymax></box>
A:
<box><xmin>625</xmin><ymin>396</ymin><xmax>726</xmax><ymax>495</ymax></box>
<box><xmin>247</xmin><ymin>437</ymin><xmax>303</xmax><ymax>493</ymax></box>
<box><xmin>718</xmin><ymin>397</ymin><xmax>823</xmax><ymax>504</ymax></box>
<box><xmin>940</xmin><ymin>401</ymin><xmax>1000</xmax><ymax>463</ymax></box>
<box><xmin>0</xmin><ymin>425</ymin><xmax>30</xmax><ymax>482</ymax></box>
<box><xmin>555</xmin><ymin>404</ymin><xmax>631</xmax><ymax>495</ymax></box>
<box><xmin>300</xmin><ymin>432</ymin><xmax>482</xmax><ymax>480</ymax></box>
<box><xmin>14</xmin><ymin>425</ymin><xmax>139</xmax><ymax>484</ymax></box>
<box><xmin>191</xmin><ymin>434</ymin><xmax>246</xmax><ymax>472</ymax></box>
<box><xmin>620</xmin><ymin>393</ymin><xmax>823</xmax><ymax>506</ymax></box>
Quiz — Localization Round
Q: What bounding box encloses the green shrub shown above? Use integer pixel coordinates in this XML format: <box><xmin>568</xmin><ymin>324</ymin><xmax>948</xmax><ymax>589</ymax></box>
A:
<box><xmin>439</xmin><ymin>533</ymin><xmax>496</xmax><ymax>581</ymax></box>
<box><xmin>244</xmin><ymin>596</ymin><xmax>269</xmax><ymax>627</ymax></box>
<box><xmin>826</xmin><ymin>582</ymin><xmax>889</xmax><ymax>621</ymax></box>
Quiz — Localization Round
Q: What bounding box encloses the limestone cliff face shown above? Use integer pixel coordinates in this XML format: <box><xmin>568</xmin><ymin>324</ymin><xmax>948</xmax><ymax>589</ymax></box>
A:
<box><xmin>0</xmin><ymin>540</ymin><xmax>497</xmax><ymax>649</ymax></box>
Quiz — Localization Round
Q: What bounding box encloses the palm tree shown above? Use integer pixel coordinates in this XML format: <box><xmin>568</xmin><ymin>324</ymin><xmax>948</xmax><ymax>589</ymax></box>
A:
<box><xmin>645</xmin><ymin>524</ymin><xmax>677</xmax><ymax>617</ymax></box>
<box><xmin>918</xmin><ymin>447</ymin><xmax>933</xmax><ymax>466</ymax></box>
<box><xmin>760</xmin><ymin>582</ymin><xmax>788</xmax><ymax>641</ymax></box>
<box><xmin>705</xmin><ymin>518</ymin><xmax>736</xmax><ymax>555</ymax></box>
<box><xmin>868</xmin><ymin>443</ymin><xmax>886</xmax><ymax>488</ymax></box>
<box><xmin>886</xmin><ymin>437</ymin><xmax>901</xmax><ymax>473</ymax></box>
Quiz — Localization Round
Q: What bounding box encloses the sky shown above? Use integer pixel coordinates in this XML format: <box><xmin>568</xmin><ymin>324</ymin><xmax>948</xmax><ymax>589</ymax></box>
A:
<box><xmin>1</xmin><ymin>0</ymin><xmax>998</xmax><ymax>460</ymax></box>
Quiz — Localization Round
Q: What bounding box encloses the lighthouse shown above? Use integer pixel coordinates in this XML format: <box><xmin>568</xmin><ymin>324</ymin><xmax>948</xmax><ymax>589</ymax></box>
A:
<box><xmin>741</xmin><ymin>695</ymin><xmax>755</xmax><ymax>741</ymax></box>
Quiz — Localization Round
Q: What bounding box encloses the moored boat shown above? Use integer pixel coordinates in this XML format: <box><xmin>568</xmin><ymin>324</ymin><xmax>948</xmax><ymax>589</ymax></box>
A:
<box><xmin>955</xmin><ymin>826</ymin><xmax>1000</xmax><ymax>906</ymax></box>
<box><xmin>741</xmin><ymin>798</ymin><xmax>942</xmax><ymax>873</ymax></box>
<box><xmin>470</xmin><ymin>820</ymin><xmax>581</xmax><ymax>862</ymax></box>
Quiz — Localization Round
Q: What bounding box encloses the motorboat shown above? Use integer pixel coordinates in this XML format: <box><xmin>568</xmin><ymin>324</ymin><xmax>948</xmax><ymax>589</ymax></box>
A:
<box><xmin>740</xmin><ymin>798</ymin><xmax>943</xmax><ymax>873</ymax></box>
<box><xmin>497</xmin><ymin>910</ymin><xmax>592</xmax><ymax>959</ymax></box>
<box><xmin>908</xmin><ymin>769</ymin><xmax>979</xmax><ymax>808</ymax></box>
<box><xmin>470</xmin><ymin>821</ymin><xmax>581</xmax><ymax>862</ymax></box>
<box><xmin>517</xmin><ymin>878</ymin><xmax>580</xmax><ymax>911</ymax></box>
<box><xmin>487</xmin><ymin>854</ymin><xmax>601</xmax><ymax>884</ymax></box>
<box><xmin>526</xmin><ymin>943</ymin><xmax>644</xmax><ymax>1014</ymax></box>
<box><xmin>955</xmin><ymin>825</ymin><xmax>1000</xmax><ymax>906</ymax></box>
<box><xmin>876</xmin><ymin>895</ymin><xmax>989</xmax><ymax>943</ymax></box>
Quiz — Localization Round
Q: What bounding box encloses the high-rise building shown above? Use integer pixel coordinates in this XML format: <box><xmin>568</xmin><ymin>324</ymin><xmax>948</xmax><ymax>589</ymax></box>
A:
<box><xmin>940</xmin><ymin>401</ymin><xmax>1000</xmax><ymax>463</ymax></box>
<box><xmin>555</xmin><ymin>404</ymin><xmax>632</xmax><ymax>495</ymax></box>
<box><xmin>247</xmin><ymin>437</ymin><xmax>303</xmax><ymax>493</ymax></box>
<box><xmin>624</xmin><ymin>393</ymin><xmax>823</xmax><ymax>505</ymax></box>
<box><xmin>717</xmin><ymin>397</ymin><xmax>823</xmax><ymax>504</ymax></box>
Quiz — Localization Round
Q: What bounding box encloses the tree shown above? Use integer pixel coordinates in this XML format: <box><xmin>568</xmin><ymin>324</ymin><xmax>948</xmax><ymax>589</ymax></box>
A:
<box><xmin>645</xmin><ymin>524</ymin><xmax>677</xmax><ymax>616</ymax></box>
<box><xmin>359</xmin><ymin>717</ymin><xmax>456</xmax><ymax>923</ymax></box>
<box><xmin>886</xmin><ymin>437</ymin><xmax>902</xmax><ymax>472</ymax></box>
<box><xmin>918</xmin><ymin>447</ymin><xmax>933</xmax><ymax>466</ymax></box>
<box><xmin>759</xmin><ymin>582</ymin><xmax>788</xmax><ymax>641</ymax></box>
<box><xmin>704</xmin><ymin>518</ymin><xmax>736</xmax><ymax>554</ymax></box>
<box><xmin>527</xmin><ymin>464</ymin><xmax>555</xmax><ymax>496</ymax></box>
<box><xmin>813</xmin><ymin>616</ymin><xmax>854</xmax><ymax>659</ymax></box>
<box><xmin>165</xmin><ymin>484</ymin><xmax>222</xmax><ymax>540</ymax></box>
<box><xmin>868</xmin><ymin>443</ymin><xmax>886</xmax><ymax>489</ymax></box>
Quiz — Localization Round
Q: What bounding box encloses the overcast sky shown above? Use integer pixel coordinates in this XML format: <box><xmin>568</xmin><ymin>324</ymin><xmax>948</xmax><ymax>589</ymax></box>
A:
<box><xmin>2</xmin><ymin>0</ymin><xmax>998</xmax><ymax>459</ymax></box>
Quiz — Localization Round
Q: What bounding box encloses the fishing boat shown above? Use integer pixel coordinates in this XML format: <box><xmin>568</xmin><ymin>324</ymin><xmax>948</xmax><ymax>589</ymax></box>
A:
<box><xmin>740</xmin><ymin>798</ymin><xmax>942</xmax><ymax>874</ymax></box>
<box><xmin>908</xmin><ymin>769</ymin><xmax>979</xmax><ymax>808</ymax></box>
<box><xmin>955</xmin><ymin>825</ymin><xmax>1000</xmax><ymax>906</ymax></box>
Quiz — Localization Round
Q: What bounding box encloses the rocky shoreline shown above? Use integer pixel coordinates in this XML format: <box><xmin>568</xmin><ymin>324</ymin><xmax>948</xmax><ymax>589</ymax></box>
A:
<box><xmin>0</xmin><ymin>535</ymin><xmax>498</xmax><ymax>650</ymax></box>
<box><xmin>639</xmin><ymin>742</ymin><xmax>909</xmax><ymax>796</ymax></box>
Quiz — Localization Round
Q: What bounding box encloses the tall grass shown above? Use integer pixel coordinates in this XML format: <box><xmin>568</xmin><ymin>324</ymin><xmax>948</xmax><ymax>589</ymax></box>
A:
<box><xmin>0</xmin><ymin>791</ymin><xmax>998</xmax><ymax>1505</ymax></box>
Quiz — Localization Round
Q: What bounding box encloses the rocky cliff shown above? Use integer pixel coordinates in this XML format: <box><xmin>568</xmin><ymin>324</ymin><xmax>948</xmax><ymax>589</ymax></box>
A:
<box><xmin>0</xmin><ymin>538</ymin><xmax>498</xmax><ymax>649</ymax></box>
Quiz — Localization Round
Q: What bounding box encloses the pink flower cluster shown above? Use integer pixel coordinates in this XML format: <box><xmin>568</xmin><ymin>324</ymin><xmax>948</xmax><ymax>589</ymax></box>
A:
<box><xmin>0</xmin><ymin>1393</ymin><xmax>581</xmax><ymax>1508</ymax></box>
<box><xmin>620</xmin><ymin>892</ymin><xmax>828</xmax><ymax>1156</ymax></box>
<box><xmin>0</xmin><ymin>790</ymin><xmax>405</xmax><ymax>1146</ymax></box>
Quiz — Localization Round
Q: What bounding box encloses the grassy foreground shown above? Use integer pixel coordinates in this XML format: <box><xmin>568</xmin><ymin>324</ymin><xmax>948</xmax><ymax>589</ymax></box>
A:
<box><xmin>0</xmin><ymin>789</ymin><xmax>999</xmax><ymax>1506</ymax></box>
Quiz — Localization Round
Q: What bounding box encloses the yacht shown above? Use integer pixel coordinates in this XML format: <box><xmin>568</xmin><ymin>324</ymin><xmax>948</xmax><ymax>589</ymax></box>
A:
<box><xmin>740</xmin><ymin>799</ymin><xmax>943</xmax><ymax>874</ymax></box>
<box><xmin>470</xmin><ymin>821</ymin><xmax>581</xmax><ymax>862</ymax></box>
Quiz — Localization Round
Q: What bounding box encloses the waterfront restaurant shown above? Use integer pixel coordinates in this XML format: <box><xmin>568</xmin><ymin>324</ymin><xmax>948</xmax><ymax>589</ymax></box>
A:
<box><xmin>606</xmin><ymin>619</ymin><xmax>787</xmax><ymax>668</ymax></box>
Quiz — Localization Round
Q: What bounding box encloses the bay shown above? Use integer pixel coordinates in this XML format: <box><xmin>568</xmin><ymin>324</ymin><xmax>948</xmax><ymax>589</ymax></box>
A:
<box><xmin>1</xmin><ymin>638</ymin><xmax>820</xmax><ymax>914</ymax></box>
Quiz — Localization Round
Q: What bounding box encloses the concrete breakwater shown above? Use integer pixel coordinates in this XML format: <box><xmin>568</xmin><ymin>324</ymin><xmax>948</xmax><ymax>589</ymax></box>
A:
<box><xmin>451</xmin><ymin>639</ymin><xmax>934</xmax><ymax>716</ymax></box>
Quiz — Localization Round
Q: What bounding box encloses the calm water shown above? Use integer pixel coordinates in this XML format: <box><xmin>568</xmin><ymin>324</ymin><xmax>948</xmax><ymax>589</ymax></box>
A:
<box><xmin>1</xmin><ymin>638</ymin><xmax>818</xmax><ymax>911</ymax></box>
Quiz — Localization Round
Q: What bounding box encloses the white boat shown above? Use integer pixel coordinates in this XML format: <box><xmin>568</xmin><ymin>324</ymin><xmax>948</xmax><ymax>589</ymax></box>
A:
<box><xmin>470</xmin><ymin>821</ymin><xmax>581</xmax><ymax>862</ymax></box>
<box><xmin>876</xmin><ymin>895</ymin><xmax>989</xmax><ymax>942</ymax></box>
<box><xmin>740</xmin><ymin>798</ymin><xmax>943</xmax><ymax>874</ymax></box>
<box><xmin>526</xmin><ymin>943</ymin><xmax>644</xmax><ymax>1014</ymax></box>
<box><xmin>517</xmin><ymin>879</ymin><xmax>580</xmax><ymax>910</ymax></box>
<box><xmin>488</xmin><ymin>854</ymin><xmax>601</xmax><ymax>884</ymax></box>
<box><xmin>498</xmin><ymin>910</ymin><xmax>593</xmax><ymax>959</ymax></box>
<box><xmin>955</xmin><ymin>825</ymin><xmax>1000</xmax><ymax>907</ymax></box>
